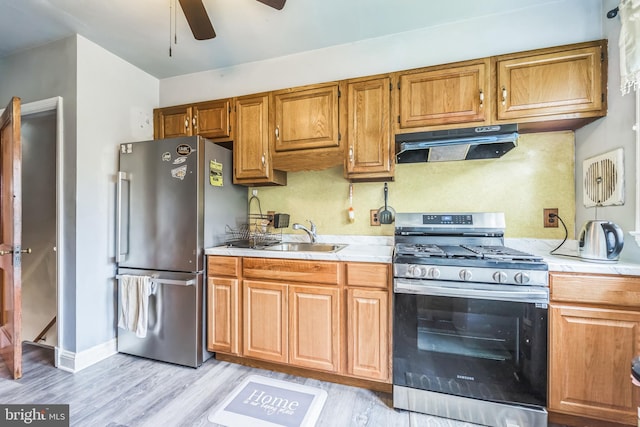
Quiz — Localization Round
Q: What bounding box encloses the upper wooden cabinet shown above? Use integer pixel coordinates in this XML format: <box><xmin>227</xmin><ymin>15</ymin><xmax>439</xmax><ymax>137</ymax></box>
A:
<box><xmin>193</xmin><ymin>100</ymin><xmax>232</xmax><ymax>139</ymax></box>
<box><xmin>154</xmin><ymin>105</ymin><xmax>193</xmax><ymax>139</ymax></box>
<box><xmin>345</xmin><ymin>76</ymin><xmax>394</xmax><ymax>181</ymax></box>
<box><xmin>395</xmin><ymin>58</ymin><xmax>491</xmax><ymax>133</ymax></box>
<box><xmin>154</xmin><ymin>99</ymin><xmax>233</xmax><ymax>141</ymax></box>
<box><xmin>272</xmin><ymin>82</ymin><xmax>345</xmax><ymax>172</ymax></box>
<box><xmin>494</xmin><ymin>40</ymin><xmax>607</xmax><ymax>130</ymax></box>
<box><xmin>233</xmin><ymin>93</ymin><xmax>286</xmax><ymax>186</ymax></box>
<box><xmin>548</xmin><ymin>272</ymin><xmax>640</xmax><ymax>426</ymax></box>
<box><xmin>155</xmin><ymin>39</ymin><xmax>608</xmax><ymax>182</ymax></box>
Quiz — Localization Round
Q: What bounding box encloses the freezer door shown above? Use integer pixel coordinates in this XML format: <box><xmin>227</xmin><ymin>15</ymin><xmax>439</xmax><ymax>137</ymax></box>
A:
<box><xmin>116</xmin><ymin>269</ymin><xmax>210</xmax><ymax>367</ymax></box>
<box><xmin>117</xmin><ymin>136</ymin><xmax>203</xmax><ymax>272</ymax></box>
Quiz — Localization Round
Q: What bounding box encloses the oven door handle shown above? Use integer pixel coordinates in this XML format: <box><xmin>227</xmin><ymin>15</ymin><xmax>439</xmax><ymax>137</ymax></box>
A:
<box><xmin>394</xmin><ymin>279</ymin><xmax>549</xmax><ymax>305</ymax></box>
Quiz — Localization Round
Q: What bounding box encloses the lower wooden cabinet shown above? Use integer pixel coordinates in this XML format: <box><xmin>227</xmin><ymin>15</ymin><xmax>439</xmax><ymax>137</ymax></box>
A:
<box><xmin>206</xmin><ymin>256</ymin><xmax>241</xmax><ymax>355</ymax></box>
<box><xmin>243</xmin><ymin>280</ymin><xmax>288</xmax><ymax>363</ymax></box>
<box><xmin>346</xmin><ymin>288</ymin><xmax>389</xmax><ymax>380</ymax></box>
<box><xmin>207</xmin><ymin>277</ymin><xmax>239</xmax><ymax>355</ymax></box>
<box><xmin>289</xmin><ymin>285</ymin><xmax>340</xmax><ymax>372</ymax></box>
<box><xmin>206</xmin><ymin>256</ymin><xmax>392</xmax><ymax>386</ymax></box>
<box><xmin>549</xmin><ymin>272</ymin><xmax>640</xmax><ymax>426</ymax></box>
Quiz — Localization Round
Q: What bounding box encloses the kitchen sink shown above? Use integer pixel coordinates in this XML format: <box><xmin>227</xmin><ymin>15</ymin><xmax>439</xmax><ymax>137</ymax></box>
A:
<box><xmin>264</xmin><ymin>242</ymin><xmax>346</xmax><ymax>253</ymax></box>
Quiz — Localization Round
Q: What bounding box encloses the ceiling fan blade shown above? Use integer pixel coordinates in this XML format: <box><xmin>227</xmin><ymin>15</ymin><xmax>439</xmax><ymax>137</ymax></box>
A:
<box><xmin>178</xmin><ymin>0</ymin><xmax>216</xmax><ymax>40</ymax></box>
<box><xmin>256</xmin><ymin>0</ymin><xmax>286</xmax><ymax>10</ymax></box>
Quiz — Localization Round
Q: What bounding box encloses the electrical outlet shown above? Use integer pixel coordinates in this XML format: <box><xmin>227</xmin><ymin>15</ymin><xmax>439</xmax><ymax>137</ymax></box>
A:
<box><xmin>370</xmin><ymin>210</ymin><xmax>381</xmax><ymax>226</ymax></box>
<box><xmin>543</xmin><ymin>208</ymin><xmax>558</xmax><ymax>228</ymax></box>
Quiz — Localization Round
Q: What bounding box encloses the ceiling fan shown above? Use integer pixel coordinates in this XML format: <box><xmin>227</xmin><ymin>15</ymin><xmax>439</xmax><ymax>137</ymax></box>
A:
<box><xmin>178</xmin><ymin>0</ymin><xmax>287</xmax><ymax>40</ymax></box>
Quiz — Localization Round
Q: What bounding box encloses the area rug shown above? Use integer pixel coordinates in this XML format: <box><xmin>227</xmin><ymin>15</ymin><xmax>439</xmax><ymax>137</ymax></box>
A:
<box><xmin>208</xmin><ymin>375</ymin><xmax>327</xmax><ymax>427</ymax></box>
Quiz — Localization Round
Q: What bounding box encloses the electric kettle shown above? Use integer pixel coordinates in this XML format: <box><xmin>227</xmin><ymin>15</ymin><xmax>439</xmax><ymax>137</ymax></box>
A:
<box><xmin>578</xmin><ymin>220</ymin><xmax>624</xmax><ymax>262</ymax></box>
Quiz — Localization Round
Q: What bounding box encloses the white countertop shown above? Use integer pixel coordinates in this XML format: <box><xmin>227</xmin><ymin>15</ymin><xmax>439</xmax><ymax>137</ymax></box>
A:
<box><xmin>206</xmin><ymin>234</ymin><xmax>640</xmax><ymax>276</ymax></box>
<box><xmin>506</xmin><ymin>238</ymin><xmax>640</xmax><ymax>276</ymax></box>
<box><xmin>205</xmin><ymin>234</ymin><xmax>394</xmax><ymax>263</ymax></box>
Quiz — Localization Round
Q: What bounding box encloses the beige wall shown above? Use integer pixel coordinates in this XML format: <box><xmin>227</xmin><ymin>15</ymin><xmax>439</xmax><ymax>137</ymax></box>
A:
<box><xmin>251</xmin><ymin>132</ymin><xmax>575</xmax><ymax>239</ymax></box>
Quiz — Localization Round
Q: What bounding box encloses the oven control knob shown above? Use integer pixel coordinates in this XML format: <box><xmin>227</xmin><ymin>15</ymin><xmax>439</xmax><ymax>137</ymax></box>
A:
<box><xmin>514</xmin><ymin>272</ymin><xmax>530</xmax><ymax>284</ymax></box>
<box><xmin>427</xmin><ymin>267</ymin><xmax>441</xmax><ymax>279</ymax></box>
<box><xmin>493</xmin><ymin>271</ymin><xmax>508</xmax><ymax>283</ymax></box>
<box><xmin>408</xmin><ymin>265</ymin><xmax>426</xmax><ymax>278</ymax></box>
<box><xmin>459</xmin><ymin>269</ymin><xmax>473</xmax><ymax>281</ymax></box>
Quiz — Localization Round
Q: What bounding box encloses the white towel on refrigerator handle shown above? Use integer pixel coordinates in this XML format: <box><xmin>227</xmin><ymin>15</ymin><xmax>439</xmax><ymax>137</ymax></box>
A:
<box><xmin>117</xmin><ymin>275</ymin><xmax>157</xmax><ymax>338</ymax></box>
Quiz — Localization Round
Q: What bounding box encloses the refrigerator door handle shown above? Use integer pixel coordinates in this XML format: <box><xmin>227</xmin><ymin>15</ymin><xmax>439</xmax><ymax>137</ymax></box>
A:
<box><xmin>116</xmin><ymin>275</ymin><xmax>195</xmax><ymax>287</ymax></box>
<box><xmin>116</xmin><ymin>171</ymin><xmax>130</xmax><ymax>263</ymax></box>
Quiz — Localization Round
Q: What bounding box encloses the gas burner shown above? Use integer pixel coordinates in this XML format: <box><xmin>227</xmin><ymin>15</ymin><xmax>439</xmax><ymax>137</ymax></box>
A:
<box><xmin>396</xmin><ymin>244</ymin><xmax>447</xmax><ymax>257</ymax></box>
<box><xmin>462</xmin><ymin>245</ymin><xmax>544</xmax><ymax>262</ymax></box>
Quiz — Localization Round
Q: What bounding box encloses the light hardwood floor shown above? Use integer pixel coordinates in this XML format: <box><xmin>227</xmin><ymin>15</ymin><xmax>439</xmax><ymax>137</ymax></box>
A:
<box><xmin>1</xmin><ymin>343</ymin><xmax>561</xmax><ymax>427</ymax></box>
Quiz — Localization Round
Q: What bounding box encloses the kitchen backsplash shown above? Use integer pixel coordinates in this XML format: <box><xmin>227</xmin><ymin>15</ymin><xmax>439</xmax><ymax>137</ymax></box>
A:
<box><xmin>250</xmin><ymin>131</ymin><xmax>575</xmax><ymax>239</ymax></box>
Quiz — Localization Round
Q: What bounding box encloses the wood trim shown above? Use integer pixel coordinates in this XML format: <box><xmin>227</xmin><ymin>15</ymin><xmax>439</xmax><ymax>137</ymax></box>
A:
<box><xmin>243</xmin><ymin>257</ymin><xmax>342</xmax><ymax>285</ymax></box>
<box><xmin>550</xmin><ymin>272</ymin><xmax>640</xmax><ymax>309</ymax></box>
<box><xmin>345</xmin><ymin>262</ymin><xmax>391</xmax><ymax>289</ymax></box>
<box><xmin>215</xmin><ymin>352</ymin><xmax>392</xmax><ymax>393</ymax></box>
<box><xmin>207</xmin><ymin>256</ymin><xmax>241</xmax><ymax>277</ymax></box>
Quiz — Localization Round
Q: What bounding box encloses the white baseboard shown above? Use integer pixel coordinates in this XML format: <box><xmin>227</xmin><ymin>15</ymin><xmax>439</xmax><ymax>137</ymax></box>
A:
<box><xmin>55</xmin><ymin>338</ymin><xmax>117</xmax><ymax>373</ymax></box>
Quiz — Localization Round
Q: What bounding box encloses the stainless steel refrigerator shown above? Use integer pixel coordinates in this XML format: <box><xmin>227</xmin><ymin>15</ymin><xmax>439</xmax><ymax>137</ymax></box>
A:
<box><xmin>116</xmin><ymin>136</ymin><xmax>246</xmax><ymax>367</ymax></box>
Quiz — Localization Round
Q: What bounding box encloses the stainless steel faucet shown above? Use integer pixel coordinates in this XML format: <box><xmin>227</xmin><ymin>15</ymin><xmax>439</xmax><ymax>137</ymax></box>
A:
<box><xmin>292</xmin><ymin>220</ymin><xmax>317</xmax><ymax>243</ymax></box>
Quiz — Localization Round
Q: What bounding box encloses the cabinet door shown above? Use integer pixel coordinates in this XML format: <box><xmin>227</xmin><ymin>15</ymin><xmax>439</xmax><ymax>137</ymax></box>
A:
<box><xmin>273</xmin><ymin>84</ymin><xmax>340</xmax><ymax>152</ymax></box>
<box><xmin>243</xmin><ymin>280</ymin><xmax>288</xmax><ymax>363</ymax></box>
<box><xmin>346</xmin><ymin>77</ymin><xmax>392</xmax><ymax>179</ymax></box>
<box><xmin>234</xmin><ymin>95</ymin><xmax>272</xmax><ymax>180</ymax></box>
<box><xmin>154</xmin><ymin>105</ymin><xmax>193</xmax><ymax>139</ymax></box>
<box><xmin>496</xmin><ymin>44</ymin><xmax>604</xmax><ymax>121</ymax></box>
<box><xmin>346</xmin><ymin>288</ymin><xmax>389</xmax><ymax>381</ymax></box>
<box><xmin>397</xmin><ymin>59</ymin><xmax>490</xmax><ymax>129</ymax></box>
<box><xmin>194</xmin><ymin>99</ymin><xmax>232</xmax><ymax>140</ymax></box>
<box><xmin>549</xmin><ymin>304</ymin><xmax>640</xmax><ymax>425</ymax></box>
<box><xmin>289</xmin><ymin>285</ymin><xmax>340</xmax><ymax>372</ymax></box>
<box><xmin>207</xmin><ymin>276</ymin><xmax>239</xmax><ymax>355</ymax></box>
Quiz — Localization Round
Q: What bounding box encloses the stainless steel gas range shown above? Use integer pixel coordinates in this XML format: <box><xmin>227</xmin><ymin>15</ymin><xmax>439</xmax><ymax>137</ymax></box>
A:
<box><xmin>392</xmin><ymin>212</ymin><xmax>549</xmax><ymax>427</ymax></box>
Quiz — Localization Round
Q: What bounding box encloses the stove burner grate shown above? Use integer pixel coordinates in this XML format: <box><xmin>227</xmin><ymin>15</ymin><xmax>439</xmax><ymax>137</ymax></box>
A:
<box><xmin>395</xmin><ymin>244</ymin><xmax>543</xmax><ymax>263</ymax></box>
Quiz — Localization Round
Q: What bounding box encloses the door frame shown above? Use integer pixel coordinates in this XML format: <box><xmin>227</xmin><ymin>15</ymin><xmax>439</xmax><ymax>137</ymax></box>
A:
<box><xmin>2</xmin><ymin>97</ymin><xmax>64</xmax><ymax>366</ymax></box>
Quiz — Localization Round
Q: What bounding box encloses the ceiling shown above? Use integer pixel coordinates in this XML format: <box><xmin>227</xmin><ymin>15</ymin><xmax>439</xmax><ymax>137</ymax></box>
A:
<box><xmin>0</xmin><ymin>0</ymin><xmax>560</xmax><ymax>79</ymax></box>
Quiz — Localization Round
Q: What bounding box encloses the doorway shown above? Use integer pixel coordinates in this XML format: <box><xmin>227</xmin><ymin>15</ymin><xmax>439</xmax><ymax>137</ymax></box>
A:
<box><xmin>16</xmin><ymin>97</ymin><xmax>63</xmax><ymax>364</ymax></box>
<box><xmin>21</xmin><ymin>110</ymin><xmax>57</xmax><ymax>347</ymax></box>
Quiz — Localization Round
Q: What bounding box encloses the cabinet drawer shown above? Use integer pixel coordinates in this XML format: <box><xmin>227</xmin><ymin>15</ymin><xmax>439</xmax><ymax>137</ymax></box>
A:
<box><xmin>243</xmin><ymin>257</ymin><xmax>341</xmax><ymax>285</ymax></box>
<box><xmin>550</xmin><ymin>272</ymin><xmax>640</xmax><ymax>309</ymax></box>
<box><xmin>346</xmin><ymin>262</ymin><xmax>390</xmax><ymax>289</ymax></box>
<box><xmin>207</xmin><ymin>256</ymin><xmax>241</xmax><ymax>277</ymax></box>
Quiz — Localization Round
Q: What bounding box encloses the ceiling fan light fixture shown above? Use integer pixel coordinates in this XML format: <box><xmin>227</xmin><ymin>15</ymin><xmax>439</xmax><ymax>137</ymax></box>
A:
<box><xmin>178</xmin><ymin>0</ymin><xmax>216</xmax><ymax>40</ymax></box>
<box><xmin>256</xmin><ymin>0</ymin><xmax>287</xmax><ymax>10</ymax></box>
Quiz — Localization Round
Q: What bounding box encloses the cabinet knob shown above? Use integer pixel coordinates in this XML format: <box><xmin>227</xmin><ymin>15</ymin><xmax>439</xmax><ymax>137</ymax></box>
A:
<box><xmin>349</xmin><ymin>146</ymin><xmax>354</xmax><ymax>163</ymax></box>
<box><xmin>261</xmin><ymin>153</ymin><xmax>266</xmax><ymax>166</ymax></box>
<box><xmin>275</xmin><ymin>126</ymin><xmax>280</xmax><ymax>140</ymax></box>
<box><xmin>479</xmin><ymin>90</ymin><xmax>484</xmax><ymax>109</ymax></box>
<box><xmin>501</xmin><ymin>87</ymin><xmax>507</xmax><ymax>106</ymax></box>
<box><xmin>192</xmin><ymin>116</ymin><xmax>197</xmax><ymax>129</ymax></box>
<box><xmin>185</xmin><ymin>118</ymin><xmax>189</xmax><ymax>129</ymax></box>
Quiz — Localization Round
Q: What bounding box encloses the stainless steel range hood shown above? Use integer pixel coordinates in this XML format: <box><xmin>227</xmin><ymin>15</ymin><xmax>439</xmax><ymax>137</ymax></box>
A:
<box><xmin>396</xmin><ymin>124</ymin><xmax>519</xmax><ymax>163</ymax></box>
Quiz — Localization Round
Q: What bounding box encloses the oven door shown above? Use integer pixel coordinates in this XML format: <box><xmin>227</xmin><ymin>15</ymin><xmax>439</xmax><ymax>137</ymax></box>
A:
<box><xmin>393</xmin><ymin>278</ymin><xmax>548</xmax><ymax>409</ymax></box>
